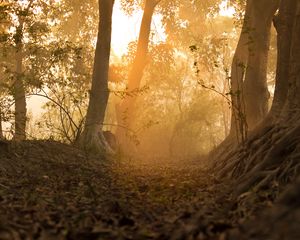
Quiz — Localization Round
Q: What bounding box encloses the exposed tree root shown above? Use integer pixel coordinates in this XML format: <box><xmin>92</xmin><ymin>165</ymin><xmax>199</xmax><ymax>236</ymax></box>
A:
<box><xmin>228</xmin><ymin>176</ymin><xmax>300</xmax><ymax>240</ymax></box>
<box><xmin>234</xmin><ymin>123</ymin><xmax>300</xmax><ymax>195</ymax></box>
<box><xmin>209</xmin><ymin>135</ymin><xmax>239</xmax><ymax>173</ymax></box>
<box><xmin>79</xmin><ymin>128</ymin><xmax>114</xmax><ymax>155</ymax></box>
<box><xmin>210</xmin><ymin>115</ymin><xmax>300</xmax><ymax>199</ymax></box>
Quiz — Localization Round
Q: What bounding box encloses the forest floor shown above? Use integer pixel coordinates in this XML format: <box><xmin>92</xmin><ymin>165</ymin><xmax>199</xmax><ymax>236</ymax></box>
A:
<box><xmin>0</xmin><ymin>141</ymin><xmax>299</xmax><ymax>240</ymax></box>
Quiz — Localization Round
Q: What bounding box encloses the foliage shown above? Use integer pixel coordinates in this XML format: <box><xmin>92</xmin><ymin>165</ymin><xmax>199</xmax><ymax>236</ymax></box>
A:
<box><xmin>0</xmin><ymin>0</ymin><xmax>276</xmax><ymax>155</ymax></box>
<box><xmin>0</xmin><ymin>0</ymin><xmax>95</xmax><ymax>141</ymax></box>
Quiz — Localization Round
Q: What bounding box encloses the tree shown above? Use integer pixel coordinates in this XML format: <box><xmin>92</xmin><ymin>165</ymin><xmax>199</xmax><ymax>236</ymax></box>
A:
<box><xmin>0</xmin><ymin>0</ymin><xmax>57</xmax><ymax>140</ymax></box>
<box><xmin>79</xmin><ymin>0</ymin><xmax>115</xmax><ymax>154</ymax></box>
<box><xmin>229</xmin><ymin>0</ymin><xmax>279</xmax><ymax>142</ymax></box>
<box><xmin>0</xmin><ymin>2</ymin><xmax>10</xmax><ymax>139</ymax></box>
<box><xmin>115</xmin><ymin>0</ymin><xmax>161</xmax><ymax>146</ymax></box>
<box><xmin>209</xmin><ymin>0</ymin><xmax>279</xmax><ymax>164</ymax></box>
<box><xmin>231</xmin><ymin>0</ymin><xmax>279</xmax><ymax>141</ymax></box>
<box><xmin>211</xmin><ymin>0</ymin><xmax>300</xmax><ymax>198</ymax></box>
<box><xmin>228</xmin><ymin>0</ymin><xmax>252</xmax><ymax>142</ymax></box>
<box><xmin>113</xmin><ymin>0</ymin><xmax>240</xmax><ymax>157</ymax></box>
<box><xmin>242</xmin><ymin>0</ymin><xmax>279</xmax><ymax>129</ymax></box>
<box><xmin>24</xmin><ymin>0</ymin><xmax>100</xmax><ymax>143</ymax></box>
<box><xmin>115</xmin><ymin>0</ymin><xmax>223</xmax><ymax>153</ymax></box>
<box><xmin>13</xmin><ymin>1</ymin><xmax>35</xmax><ymax>140</ymax></box>
<box><xmin>268</xmin><ymin>0</ymin><xmax>295</xmax><ymax>118</ymax></box>
<box><xmin>0</xmin><ymin>108</ymin><xmax>3</xmax><ymax>139</ymax></box>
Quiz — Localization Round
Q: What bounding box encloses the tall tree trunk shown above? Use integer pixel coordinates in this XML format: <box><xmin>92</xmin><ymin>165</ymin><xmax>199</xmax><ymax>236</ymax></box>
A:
<box><xmin>229</xmin><ymin>1</ymin><xmax>252</xmax><ymax>142</ymax></box>
<box><xmin>0</xmin><ymin>110</ymin><xmax>3</xmax><ymax>139</ymax></box>
<box><xmin>243</xmin><ymin>0</ymin><xmax>279</xmax><ymax>130</ymax></box>
<box><xmin>268</xmin><ymin>1</ymin><xmax>296</xmax><ymax>119</ymax></box>
<box><xmin>234</xmin><ymin>0</ymin><xmax>300</xmax><ymax>195</ymax></box>
<box><xmin>12</xmin><ymin>1</ymin><xmax>34</xmax><ymax>141</ymax></box>
<box><xmin>212</xmin><ymin>0</ymin><xmax>300</xmax><ymax>196</ymax></box>
<box><xmin>229</xmin><ymin>0</ymin><xmax>279</xmax><ymax>141</ymax></box>
<box><xmin>285</xmin><ymin>0</ymin><xmax>300</xmax><ymax>115</ymax></box>
<box><xmin>14</xmin><ymin>21</ymin><xmax>27</xmax><ymax>141</ymax></box>
<box><xmin>115</xmin><ymin>0</ymin><xmax>161</xmax><ymax>144</ymax></box>
<box><xmin>79</xmin><ymin>0</ymin><xmax>115</xmax><ymax>154</ymax></box>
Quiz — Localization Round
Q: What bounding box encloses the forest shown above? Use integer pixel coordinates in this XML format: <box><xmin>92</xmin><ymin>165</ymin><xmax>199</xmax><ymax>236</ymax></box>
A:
<box><xmin>0</xmin><ymin>0</ymin><xmax>300</xmax><ymax>239</ymax></box>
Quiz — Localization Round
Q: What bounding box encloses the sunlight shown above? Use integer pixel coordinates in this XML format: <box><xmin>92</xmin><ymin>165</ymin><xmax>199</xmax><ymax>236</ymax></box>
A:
<box><xmin>219</xmin><ymin>0</ymin><xmax>235</xmax><ymax>17</ymax></box>
<box><xmin>111</xmin><ymin>0</ymin><xmax>166</xmax><ymax>57</ymax></box>
<box><xmin>22</xmin><ymin>0</ymin><xmax>167</xmax><ymax>123</ymax></box>
<box><xmin>1</xmin><ymin>1</ymin><xmax>298</xmax><ymax>237</ymax></box>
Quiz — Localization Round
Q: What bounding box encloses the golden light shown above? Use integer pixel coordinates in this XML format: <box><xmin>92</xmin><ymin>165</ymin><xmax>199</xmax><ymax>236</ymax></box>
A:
<box><xmin>111</xmin><ymin>0</ymin><xmax>166</xmax><ymax>57</ymax></box>
<box><xmin>219</xmin><ymin>0</ymin><xmax>235</xmax><ymax>17</ymax></box>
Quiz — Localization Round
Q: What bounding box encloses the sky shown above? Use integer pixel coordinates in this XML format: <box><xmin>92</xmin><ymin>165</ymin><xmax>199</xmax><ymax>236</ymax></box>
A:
<box><xmin>111</xmin><ymin>0</ymin><xmax>235</xmax><ymax>56</ymax></box>
<box><xmin>219</xmin><ymin>0</ymin><xmax>235</xmax><ymax>17</ymax></box>
<box><xmin>111</xmin><ymin>0</ymin><xmax>166</xmax><ymax>57</ymax></box>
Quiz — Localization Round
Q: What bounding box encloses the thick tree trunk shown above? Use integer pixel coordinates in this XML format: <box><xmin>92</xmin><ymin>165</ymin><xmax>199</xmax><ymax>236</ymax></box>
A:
<box><xmin>209</xmin><ymin>2</ymin><xmax>253</xmax><ymax>162</ymax></box>
<box><xmin>79</xmin><ymin>0</ymin><xmax>114</xmax><ymax>154</ymax></box>
<box><xmin>285</xmin><ymin>1</ymin><xmax>300</xmax><ymax>116</ymax></box>
<box><xmin>229</xmin><ymin>1</ymin><xmax>252</xmax><ymax>142</ymax></box>
<box><xmin>243</xmin><ymin>0</ymin><xmax>279</xmax><ymax>130</ymax></box>
<box><xmin>229</xmin><ymin>0</ymin><xmax>279</xmax><ymax>141</ymax></box>
<box><xmin>0</xmin><ymin>110</ymin><xmax>3</xmax><ymax>139</ymax></box>
<box><xmin>115</xmin><ymin>0</ymin><xmax>161</xmax><ymax>145</ymax></box>
<box><xmin>14</xmin><ymin>22</ymin><xmax>27</xmax><ymax>141</ymax></box>
<box><xmin>234</xmin><ymin>0</ymin><xmax>300</xmax><ymax>196</ymax></box>
<box><xmin>269</xmin><ymin>1</ymin><xmax>297</xmax><ymax>118</ymax></box>
<box><xmin>211</xmin><ymin>0</ymin><xmax>300</xmax><ymax>197</ymax></box>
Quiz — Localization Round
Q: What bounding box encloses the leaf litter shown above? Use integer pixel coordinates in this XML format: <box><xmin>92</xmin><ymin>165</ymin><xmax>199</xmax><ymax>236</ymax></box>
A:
<box><xmin>0</xmin><ymin>141</ymin><xmax>298</xmax><ymax>239</ymax></box>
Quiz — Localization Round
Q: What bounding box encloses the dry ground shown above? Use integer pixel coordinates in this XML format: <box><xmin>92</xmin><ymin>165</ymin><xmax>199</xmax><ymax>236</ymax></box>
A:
<box><xmin>0</xmin><ymin>141</ymin><xmax>299</xmax><ymax>239</ymax></box>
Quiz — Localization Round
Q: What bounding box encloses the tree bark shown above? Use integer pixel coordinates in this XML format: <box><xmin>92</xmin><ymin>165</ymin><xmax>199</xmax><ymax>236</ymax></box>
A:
<box><xmin>243</xmin><ymin>0</ymin><xmax>279</xmax><ymax>130</ymax></box>
<box><xmin>269</xmin><ymin>1</ymin><xmax>297</xmax><ymax>118</ymax></box>
<box><xmin>12</xmin><ymin>0</ymin><xmax>34</xmax><ymax>141</ymax></box>
<box><xmin>229</xmin><ymin>0</ymin><xmax>279</xmax><ymax>141</ymax></box>
<box><xmin>115</xmin><ymin>0</ymin><xmax>161</xmax><ymax>144</ymax></box>
<box><xmin>286</xmin><ymin>0</ymin><xmax>300</xmax><ymax>115</ymax></box>
<box><xmin>215</xmin><ymin>0</ymin><xmax>300</xmax><ymax>196</ymax></box>
<box><xmin>79</xmin><ymin>0</ymin><xmax>115</xmax><ymax>154</ymax></box>
<box><xmin>0</xmin><ymin>110</ymin><xmax>3</xmax><ymax>139</ymax></box>
<box><xmin>229</xmin><ymin>1</ymin><xmax>252</xmax><ymax>142</ymax></box>
<box><xmin>14</xmin><ymin>19</ymin><xmax>27</xmax><ymax>141</ymax></box>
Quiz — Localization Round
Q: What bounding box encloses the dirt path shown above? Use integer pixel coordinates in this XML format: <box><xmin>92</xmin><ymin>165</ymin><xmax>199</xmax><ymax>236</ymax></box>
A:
<box><xmin>0</xmin><ymin>141</ymin><xmax>294</xmax><ymax>239</ymax></box>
